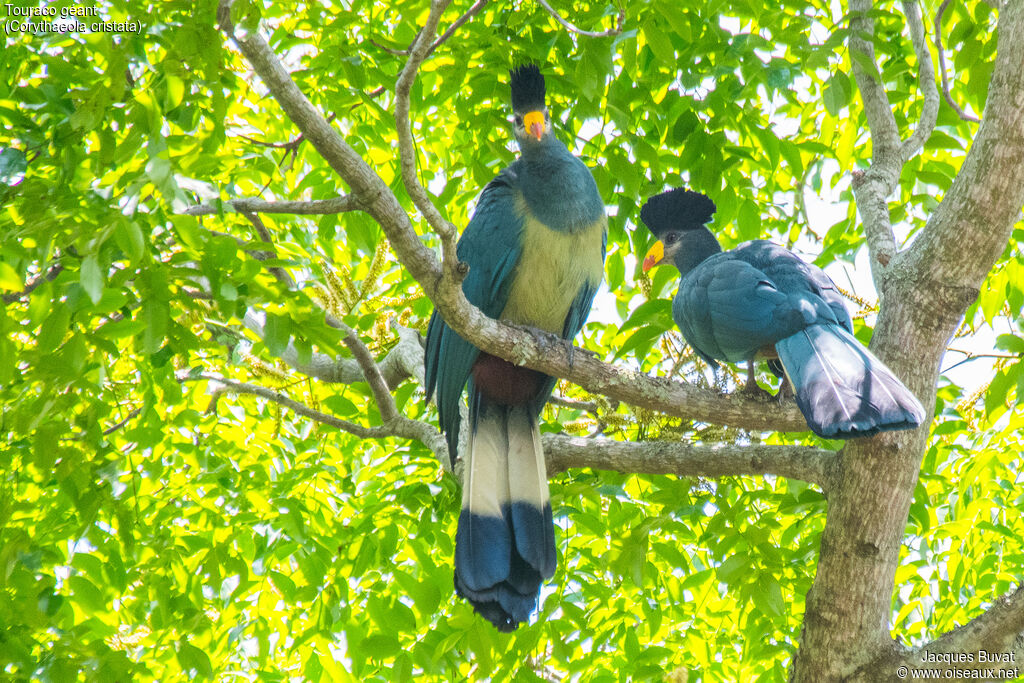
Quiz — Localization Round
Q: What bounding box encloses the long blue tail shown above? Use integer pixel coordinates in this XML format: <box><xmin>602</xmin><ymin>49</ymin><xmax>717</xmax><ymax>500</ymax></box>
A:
<box><xmin>454</xmin><ymin>397</ymin><xmax>556</xmax><ymax>631</ymax></box>
<box><xmin>775</xmin><ymin>323</ymin><xmax>926</xmax><ymax>439</ymax></box>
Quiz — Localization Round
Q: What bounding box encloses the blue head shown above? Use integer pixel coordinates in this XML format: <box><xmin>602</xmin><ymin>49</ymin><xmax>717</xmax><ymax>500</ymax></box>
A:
<box><xmin>508</xmin><ymin>64</ymin><xmax>604</xmax><ymax>232</ymax></box>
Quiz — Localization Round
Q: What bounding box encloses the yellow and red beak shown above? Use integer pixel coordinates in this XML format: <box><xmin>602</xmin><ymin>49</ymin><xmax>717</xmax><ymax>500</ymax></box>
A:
<box><xmin>642</xmin><ymin>241</ymin><xmax>665</xmax><ymax>273</ymax></box>
<box><xmin>523</xmin><ymin>110</ymin><xmax>545</xmax><ymax>141</ymax></box>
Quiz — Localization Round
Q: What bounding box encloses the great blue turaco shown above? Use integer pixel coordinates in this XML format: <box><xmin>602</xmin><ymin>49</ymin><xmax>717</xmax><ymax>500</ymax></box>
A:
<box><xmin>424</xmin><ymin>64</ymin><xmax>606</xmax><ymax>631</ymax></box>
<box><xmin>640</xmin><ymin>187</ymin><xmax>925</xmax><ymax>439</ymax></box>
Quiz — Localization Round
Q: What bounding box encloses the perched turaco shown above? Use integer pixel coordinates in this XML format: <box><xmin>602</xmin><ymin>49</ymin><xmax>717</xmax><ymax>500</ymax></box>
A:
<box><xmin>424</xmin><ymin>64</ymin><xmax>607</xmax><ymax>631</ymax></box>
<box><xmin>640</xmin><ymin>187</ymin><xmax>925</xmax><ymax>439</ymax></box>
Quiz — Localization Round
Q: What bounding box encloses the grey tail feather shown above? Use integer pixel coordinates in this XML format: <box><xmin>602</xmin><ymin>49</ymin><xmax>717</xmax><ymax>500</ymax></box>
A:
<box><xmin>453</xmin><ymin>397</ymin><xmax>556</xmax><ymax>631</ymax></box>
<box><xmin>775</xmin><ymin>323</ymin><xmax>926</xmax><ymax>439</ymax></box>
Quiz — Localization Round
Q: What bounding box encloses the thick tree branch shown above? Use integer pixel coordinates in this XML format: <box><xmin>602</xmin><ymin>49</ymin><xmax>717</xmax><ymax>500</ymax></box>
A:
<box><xmin>217</xmin><ymin>0</ymin><xmax>443</xmax><ymax>292</ymax></box>
<box><xmin>866</xmin><ymin>585</ymin><xmax>1024</xmax><ymax>682</ymax></box>
<box><xmin>536</xmin><ymin>0</ymin><xmax>625</xmax><ymax>38</ymax></box>
<box><xmin>215</xmin><ymin>0</ymin><xmax>812</xmax><ymax>436</ymax></box>
<box><xmin>849</xmin><ymin>0</ymin><xmax>938</xmax><ymax>285</ymax></box>
<box><xmin>182</xmin><ymin>195</ymin><xmax>361</xmax><ymax>216</ymax></box>
<box><xmin>244</xmin><ymin>314</ymin><xmax>827</xmax><ymax>487</ymax></box>
<box><xmin>544</xmin><ymin>435</ymin><xmax>836</xmax><ymax>491</ymax></box>
<box><xmin>934</xmin><ymin>0</ymin><xmax>982</xmax><ymax>124</ymax></box>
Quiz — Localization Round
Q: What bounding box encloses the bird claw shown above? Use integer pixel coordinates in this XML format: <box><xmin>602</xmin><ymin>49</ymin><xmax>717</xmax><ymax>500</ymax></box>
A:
<box><xmin>775</xmin><ymin>376</ymin><xmax>794</xmax><ymax>401</ymax></box>
<box><xmin>740</xmin><ymin>382</ymin><xmax>774</xmax><ymax>401</ymax></box>
<box><xmin>740</xmin><ymin>362</ymin><xmax>773</xmax><ymax>400</ymax></box>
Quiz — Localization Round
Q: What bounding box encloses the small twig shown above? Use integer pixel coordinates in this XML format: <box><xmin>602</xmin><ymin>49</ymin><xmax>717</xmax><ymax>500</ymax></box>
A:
<box><xmin>183</xmin><ymin>372</ymin><xmax>449</xmax><ymax>465</ymax></box>
<box><xmin>536</xmin><ymin>0</ymin><xmax>625</xmax><ymax>38</ymax></box>
<box><xmin>182</xmin><ymin>195</ymin><xmax>362</xmax><ymax>217</ymax></box>
<box><xmin>427</xmin><ymin>0</ymin><xmax>488</xmax><ymax>56</ymax></box>
<box><xmin>103</xmin><ymin>407</ymin><xmax>143</xmax><ymax>436</ymax></box>
<box><xmin>1</xmin><ymin>263</ymin><xmax>65</xmax><ymax>304</ymax></box>
<box><xmin>240</xmin><ymin>211</ymin><xmax>296</xmax><ymax>288</ymax></box>
<box><xmin>234</xmin><ymin>113</ymin><xmax>339</xmax><ymax>150</ymax></box>
<box><xmin>933</xmin><ymin>0</ymin><xmax>982</xmax><ymax>124</ymax></box>
<box><xmin>940</xmin><ymin>350</ymin><xmax>1019</xmax><ymax>374</ymax></box>
<box><xmin>369</xmin><ymin>38</ymin><xmax>411</xmax><ymax>56</ymax></box>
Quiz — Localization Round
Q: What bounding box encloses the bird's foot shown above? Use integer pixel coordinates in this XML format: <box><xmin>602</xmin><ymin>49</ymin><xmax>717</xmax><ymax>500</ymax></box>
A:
<box><xmin>740</xmin><ymin>382</ymin><xmax>774</xmax><ymax>401</ymax></box>
<box><xmin>740</xmin><ymin>363</ymin><xmax>773</xmax><ymax>400</ymax></box>
<box><xmin>775</xmin><ymin>376</ymin><xmax>794</xmax><ymax>401</ymax></box>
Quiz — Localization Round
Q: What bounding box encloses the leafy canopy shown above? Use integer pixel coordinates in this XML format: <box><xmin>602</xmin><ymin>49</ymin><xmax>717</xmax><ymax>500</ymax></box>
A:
<box><xmin>1</xmin><ymin>0</ymin><xmax>1021</xmax><ymax>680</ymax></box>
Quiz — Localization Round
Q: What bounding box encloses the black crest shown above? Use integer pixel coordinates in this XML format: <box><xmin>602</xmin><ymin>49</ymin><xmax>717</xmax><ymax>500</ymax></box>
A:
<box><xmin>509</xmin><ymin>64</ymin><xmax>546</xmax><ymax>113</ymax></box>
<box><xmin>640</xmin><ymin>188</ymin><xmax>717</xmax><ymax>237</ymax></box>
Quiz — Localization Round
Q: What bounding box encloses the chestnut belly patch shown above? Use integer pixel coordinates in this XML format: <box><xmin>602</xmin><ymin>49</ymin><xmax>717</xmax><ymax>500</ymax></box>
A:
<box><xmin>472</xmin><ymin>352</ymin><xmax>546</xmax><ymax>405</ymax></box>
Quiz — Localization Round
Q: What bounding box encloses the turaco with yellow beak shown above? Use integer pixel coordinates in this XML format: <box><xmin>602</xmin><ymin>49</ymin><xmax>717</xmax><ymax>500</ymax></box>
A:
<box><xmin>424</xmin><ymin>64</ymin><xmax>607</xmax><ymax>631</ymax></box>
<box><xmin>640</xmin><ymin>187</ymin><xmax>925</xmax><ymax>440</ymax></box>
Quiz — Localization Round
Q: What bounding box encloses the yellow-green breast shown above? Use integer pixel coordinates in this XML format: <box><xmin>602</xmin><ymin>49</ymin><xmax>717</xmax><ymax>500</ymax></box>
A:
<box><xmin>500</xmin><ymin>200</ymin><xmax>606</xmax><ymax>334</ymax></box>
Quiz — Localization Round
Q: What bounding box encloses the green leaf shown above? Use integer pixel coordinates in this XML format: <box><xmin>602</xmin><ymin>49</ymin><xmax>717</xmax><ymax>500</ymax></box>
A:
<box><xmin>0</xmin><ymin>147</ymin><xmax>27</xmax><ymax>185</ymax></box>
<box><xmin>643</xmin><ymin>23</ymin><xmax>675</xmax><ymax>65</ymax></box>
<box><xmin>67</xmin><ymin>576</ymin><xmax>105</xmax><ymax>612</ymax></box>
<box><xmin>823</xmin><ymin>72</ymin><xmax>851</xmax><ymax>116</ymax></box>
<box><xmin>38</xmin><ymin>304</ymin><xmax>72</xmax><ymax>353</ymax></box>
<box><xmin>80</xmin><ymin>254</ymin><xmax>104</xmax><ymax>304</ymax></box>
<box><xmin>0</xmin><ymin>261</ymin><xmax>23</xmax><ymax>291</ymax></box>
<box><xmin>995</xmin><ymin>334</ymin><xmax>1024</xmax><ymax>354</ymax></box>
<box><xmin>176</xmin><ymin>642</ymin><xmax>214</xmax><ymax>679</ymax></box>
<box><xmin>139</xmin><ymin>300</ymin><xmax>168</xmax><ymax>355</ymax></box>
<box><xmin>263</xmin><ymin>313</ymin><xmax>292</xmax><ymax>357</ymax></box>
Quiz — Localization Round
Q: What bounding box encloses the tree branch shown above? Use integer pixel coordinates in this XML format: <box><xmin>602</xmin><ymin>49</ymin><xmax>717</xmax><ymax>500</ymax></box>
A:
<box><xmin>543</xmin><ymin>435</ymin><xmax>836</xmax><ymax>491</ymax></box>
<box><xmin>215</xmin><ymin>0</ymin><xmax>813</xmax><ymax>435</ymax></box>
<box><xmin>427</xmin><ymin>0</ymin><xmax>488</xmax><ymax>57</ymax></box>
<box><xmin>184</xmin><ymin>372</ymin><xmax>450</xmax><ymax>465</ymax></box>
<box><xmin>182</xmin><ymin>195</ymin><xmax>362</xmax><ymax>216</ymax></box>
<box><xmin>394</xmin><ymin>0</ymin><xmax>461</xmax><ymax>268</ymax></box>
<box><xmin>849</xmin><ymin>0</ymin><xmax>938</xmax><ymax>284</ymax></box>
<box><xmin>899</xmin><ymin>0</ymin><xmax>940</xmax><ymax>164</ymax></box>
<box><xmin>869</xmin><ymin>585</ymin><xmax>1024</xmax><ymax>681</ymax></box>
<box><xmin>1</xmin><ymin>263</ymin><xmax>64</xmax><ymax>304</ymax></box>
<box><xmin>243</xmin><ymin>311</ymin><xmax>424</xmax><ymax>389</ymax></box>
<box><xmin>240</xmin><ymin>211</ymin><xmax>296</xmax><ymax>288</ymax></box>
<box><xmin>536</xmin><ymin>0</ymin><xmax>625</xmax><ymax>38</ymax></box>
<box><xmin>933</xmin><ymin>0</ymin><xmax>982</xmax><ymax>124</ymax></box>
<box><xmin>902</xmin><ymin>0</ymin><xmax>1024</xmax><ymax>288</ymax></box>
<box><xmin>234</xmin><ymin>112</ymin><xmax>337</xmax><ymax>150</ymax></box>
<box><xmin>338</xmin><ymin>320</ymin><xmax>399</xmax><ymax>423</ymax></box>
<box><xmin>795</xmin><ymin>5</ymin><xmax>1024</xmax><ymax>679</ymax></box>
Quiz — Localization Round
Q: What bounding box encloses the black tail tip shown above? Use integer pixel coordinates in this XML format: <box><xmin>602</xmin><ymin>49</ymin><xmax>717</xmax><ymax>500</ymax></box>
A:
<box><xmin>640</xmin><ymin>187</ymin><xmax>717</xmax><ymax>237</ymax></box>
<box><xmin>454</xmin><ymin>573</ymin><xmax>535</xmax><ymax>632</ymax></box>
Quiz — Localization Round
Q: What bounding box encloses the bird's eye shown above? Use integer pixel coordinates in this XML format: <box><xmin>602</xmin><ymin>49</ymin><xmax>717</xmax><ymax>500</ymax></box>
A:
<box><xmin>514</xmin><ymin>115</ymin><xmax>523</xmax><ymax>126</ymax></box>
<box><xmin>664</xmin><ymin>233</ymin><xmax>677</xmax><ymax>245</ymax></box>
